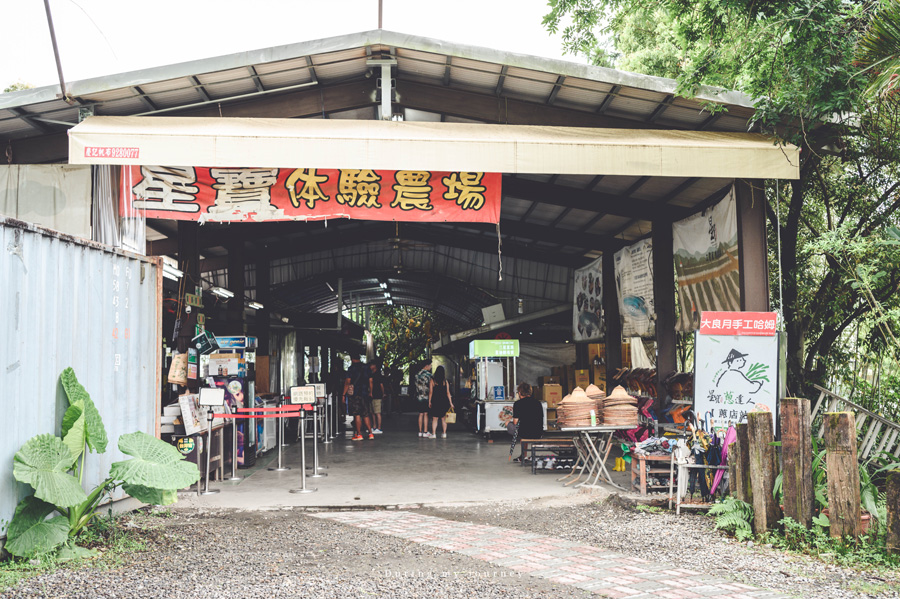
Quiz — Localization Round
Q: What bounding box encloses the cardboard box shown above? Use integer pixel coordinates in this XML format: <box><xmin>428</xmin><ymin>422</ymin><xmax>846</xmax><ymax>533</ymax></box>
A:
<box><xmin>566</xmin><ymin>365</ymin><xmax>575</xmax><ymax>393</ymax></box>
<box><xmin>539</xmin><ymin>375</ymin><xmax>560</xmax><ymax>386</ymax></box>
<box><xmin>542</xmin><ymin>384</ymin><xmax>563</xmax><ymax>408</ymax></box>
<box><xmin>575</xmin><ymin>369</ymin><xmax>590</xmax><ymax>390</ymax></box>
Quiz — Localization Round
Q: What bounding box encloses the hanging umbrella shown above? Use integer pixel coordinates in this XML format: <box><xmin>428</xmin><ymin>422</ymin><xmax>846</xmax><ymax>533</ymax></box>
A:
<box><xmin>710</xmin><ymin>425</ymin><xmax>737</xmax><ymax>495</ymax></box>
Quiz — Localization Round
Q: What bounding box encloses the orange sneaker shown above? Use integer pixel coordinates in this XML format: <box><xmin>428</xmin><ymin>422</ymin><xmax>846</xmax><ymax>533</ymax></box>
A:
<box><xmin>352</xmin><ymin>435</ymin><xmax>363</xmax><ymax>441</ymax></box>
<box><xmin>368</xmin><ymin>433</ymin><xmax>375</xmax><ymax>439</ymax></box>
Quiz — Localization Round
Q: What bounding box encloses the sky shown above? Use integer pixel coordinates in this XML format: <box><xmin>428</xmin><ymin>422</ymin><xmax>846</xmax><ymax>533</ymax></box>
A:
<box><xmin>1</xmin><ymin>0</ymin><xmax>580</xmax><ymax>90</ymax></box>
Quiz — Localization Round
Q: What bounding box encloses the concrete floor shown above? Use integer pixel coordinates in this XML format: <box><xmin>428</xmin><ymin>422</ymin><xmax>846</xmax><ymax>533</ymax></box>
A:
<box><xmin>177</xmin><ymin>412</ymin><xmax>634</xmax><ymax>509</ymax></box>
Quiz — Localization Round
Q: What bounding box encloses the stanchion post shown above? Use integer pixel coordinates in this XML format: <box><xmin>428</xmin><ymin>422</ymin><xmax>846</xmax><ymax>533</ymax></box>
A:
<box><xmin>323</xmin><ymin>397</ymin><xmax>332</xmax><ymax>444</ymax></box>
<box><xmin>290</xmin><ymin>408</ymin><xmax>317</xmax><ymax>493</ymax></box>
<box><xmin>268</xmin><ymin>400</ymin><xmax>290</xmax><ymax>472</ymax></box>
<box><xmin>200</xmin><ymin>408</ymin><xmax>220</xmax><ymax>495</ymax></box>
<box><xmin>282</xmin><ymin>395</ymin><xmax>290</xmax><ymax>446</ymax></box>
<box><xmin>310</xmin><ymin>403</ymin><xmax>327</xmax><ymax>478</ymax></box>
<box><xmin>226</xmin><ymin>404</ymin><xmax>241</xmax><ymax>481</ymax></box>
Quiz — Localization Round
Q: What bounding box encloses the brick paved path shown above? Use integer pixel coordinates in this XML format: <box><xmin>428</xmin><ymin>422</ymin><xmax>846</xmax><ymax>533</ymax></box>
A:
<box><xmin>311</xmin><ymin>511</ymin><xmax>789</xmax><ymax>599</ymax></box>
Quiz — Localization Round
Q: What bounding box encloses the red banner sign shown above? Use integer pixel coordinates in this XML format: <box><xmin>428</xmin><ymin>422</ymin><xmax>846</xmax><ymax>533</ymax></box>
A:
<box><xmin>699</xmin><ymin>311</ymin><xmax>778</xmax><ymax>336</ymax></box>
<box><xmin>120</xmin><ymin>166</ymin><xmax>500</xmax><ymax>223</ymax></box>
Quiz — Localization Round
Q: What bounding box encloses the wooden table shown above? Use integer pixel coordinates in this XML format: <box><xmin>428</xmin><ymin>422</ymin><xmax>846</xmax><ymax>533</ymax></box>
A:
<box><xmin>558</xmin><ymin>426</ymin><xmax>634</xmax><ymax>490</ymax></box>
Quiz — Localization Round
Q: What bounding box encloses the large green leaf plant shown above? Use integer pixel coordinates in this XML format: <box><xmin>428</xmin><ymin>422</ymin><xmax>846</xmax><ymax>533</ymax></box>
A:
<box><xmin>5</xmin><ymin>368</ymin><xmax>200</xmax><ymax>558</ymax></box>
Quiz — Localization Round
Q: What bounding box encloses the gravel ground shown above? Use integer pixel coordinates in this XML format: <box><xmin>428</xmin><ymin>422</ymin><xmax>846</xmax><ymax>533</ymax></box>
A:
<box><xmin>3</xmin><ymin>507</ymin><xmax>590</xmax><ymax>599</ymax></box>
<box><xmin>419</xmin><ymin>494</ymin><xmax>900</xmax><ymax>599</ymax></box>
<box><xmin>4</xmin><ymin>495</ymin><xmax>899</xmax><ymax>599</ymax></box>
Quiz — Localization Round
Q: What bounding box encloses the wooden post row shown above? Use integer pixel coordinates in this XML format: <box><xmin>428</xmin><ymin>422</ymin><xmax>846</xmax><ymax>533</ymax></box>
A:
<box><xmin>781</xmin><ymin>398</ymin><xmax>813</xmax><ymax>528</ymax></box>
<box><xmin>747</xmin><ymin>412</ymin><xmax>781</xmax><ymax>534</ymax></box>
<box><xmin>824</xmin><ymin>412</ymin><xmax>861</xmax><ymax>539</ymax></box>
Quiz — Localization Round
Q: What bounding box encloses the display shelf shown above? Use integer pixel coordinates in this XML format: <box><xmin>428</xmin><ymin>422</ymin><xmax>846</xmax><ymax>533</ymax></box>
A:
<box><xmin>631</xmin><ymin>454</ymin><xmax>676</xmax><ymax>495</ymax></box>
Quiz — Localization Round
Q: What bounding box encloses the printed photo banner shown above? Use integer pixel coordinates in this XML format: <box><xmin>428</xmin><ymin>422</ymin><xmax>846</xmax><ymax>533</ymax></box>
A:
<box><xmin>120</xmin><ymin>166</ymin><xmax>501</xmax><ymax>223</ymax></box>
<box><xmin>573</xmin><ymin>256</ymin><xmax>604</xmax><ymax>342</ymax></box>
<box><xmin>614</xmin><ymin>238</ymin><xmax>655</xmax><ymax>338</ymax></box>
<box><xmin>673</xmin><ymin>190</ymin><xmax>740</xmax><ymax>331</ymax></box>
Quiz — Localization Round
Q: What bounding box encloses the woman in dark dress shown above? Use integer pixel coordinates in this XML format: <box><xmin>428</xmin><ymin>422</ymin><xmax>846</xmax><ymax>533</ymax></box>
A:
<box><xmin>428</xmin><ymin>365</ymin><xmax>454</xmax><ymax>438</ymax></box>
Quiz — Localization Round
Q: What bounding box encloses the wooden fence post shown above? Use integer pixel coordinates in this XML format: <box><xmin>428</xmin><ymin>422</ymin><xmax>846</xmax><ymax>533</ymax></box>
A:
<box><xmin>748</xmin><ymin>412</ymin><xmax>781</xmax><ymax>534</ymax></box>
<box><xmin>886</xmin><ymin>472</ymin><xmax>899</xmax><ymax>554</ymax></box>
<box><xmin>824</xmin><ymin>412</ymin><xmax>861</xmax><ymax>539</ymax></box>
<box><xmin>735</xmin><ymin>423</ymin><xmax>753</xmax><ymax>505</ymax></box>
<box><xmin>728</xmin><ymin>441</ymin><xmax>738</xmax><ymax>498</ymax></box>
<box><xmin>781</xmin><ymin>398</ymin><xmax>813</xmax><ymax>528</ymax></box>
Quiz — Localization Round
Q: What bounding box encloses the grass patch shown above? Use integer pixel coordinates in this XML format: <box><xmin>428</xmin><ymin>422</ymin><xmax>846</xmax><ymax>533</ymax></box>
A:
<box><xmin>0</xmin><ymin>507</ymin><xmax>173</xmax><ymax>593</ymax></box>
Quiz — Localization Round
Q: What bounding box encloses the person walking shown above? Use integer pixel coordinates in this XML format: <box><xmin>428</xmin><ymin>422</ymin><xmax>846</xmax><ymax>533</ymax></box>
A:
<box><xmin>343</xmin><ymin>354</ymin><xmax>374</xmax><ymax>441</ymax></box>
<box><xmin>428</xmin><ymin>365</ymin><xmax>454</xmax><ymax>438</ymax></box>
<box><xmin>415</xmin><ymin>362</ymin><xmax>433</xmax><ymax>437</ymax></box>
<box><xmin>369</xmin><ymin>361</ymin><xmax>385</xmax><ymax>434</ymax></box>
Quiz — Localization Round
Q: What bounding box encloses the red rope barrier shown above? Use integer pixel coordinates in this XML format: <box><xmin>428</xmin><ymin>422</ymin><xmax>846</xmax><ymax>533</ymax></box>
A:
<box><xmin>236</xmin><ymin>406</ymin><xmax>299</xmax><ymax>413</ymax></box>
<box><xmin>212</xmin><ymin>411</ymin><xmax>303</xmax><ymax>419</ymax></box>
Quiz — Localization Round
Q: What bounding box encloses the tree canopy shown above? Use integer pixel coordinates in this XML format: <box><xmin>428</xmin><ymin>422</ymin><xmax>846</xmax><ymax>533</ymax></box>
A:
<box><xmin>545</xmin><ymin>0</ymin><xmax>900</xmax><ymax>401</ymax></box>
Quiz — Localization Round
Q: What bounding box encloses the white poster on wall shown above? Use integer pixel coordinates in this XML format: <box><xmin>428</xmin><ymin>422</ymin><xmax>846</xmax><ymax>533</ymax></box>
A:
<box><xmin>614</xmin><ymin>239</ymin><xmax>655</xmax><ymax>338</ymax></box>
<box><xmin>673</xmin><ymin>190</ymin><xmax>741</xmax><ymax>331</ymax></box>
<box><xmin>573</xmin><ymin>256</ymin><xmax>604</xmax><ymax>341</ymax></box>
<box><xmin>694</xmin><ymin>311</ymin><xmax>779</xmax><ymax>433</ymax></box>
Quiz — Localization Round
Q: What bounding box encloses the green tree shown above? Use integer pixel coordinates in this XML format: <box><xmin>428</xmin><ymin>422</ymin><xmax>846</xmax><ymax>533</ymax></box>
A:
<box><xmin>544</xmin><ymin>1</ymin><xmax>900</xmax><ymax>397</ymax></box>
<box><xmin>857</xmin><ymin>0</ymin><xmax>900</xmax><ymax>99</ymax></box>
<box><xmin>3</xmin><ymin>81</ymin><xmax>34</xmax><ymax>93</ymax></box>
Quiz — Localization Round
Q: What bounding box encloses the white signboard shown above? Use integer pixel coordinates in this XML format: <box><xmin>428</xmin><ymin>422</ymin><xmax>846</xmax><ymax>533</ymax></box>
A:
<box><xmin>694</xmin><ymin>325</ymin><xmax>778</xmax><ymax>432</ymax></box>
<box><xmin>289</xmin><ymin>385</ymin><xmax>316</xmax><ymax>405</ymax></box>
<box><xmin>198</xmin><ymin>387</ymin><xmax>226</xmax><ymax>406</ymax></box>
<box><xmin>573</xmin><ymin>256</ymin><xmax>603</xmax><ymax>341</ymax></box>
<box><xmin>615</xmin><ymin>239</ymin><xmax>655</xmax><ymax>338</ymax></box>
<box><xmin>313</xmin><ymin>383</ymin><xmax>326</xmax><ymax>398</ymax></box>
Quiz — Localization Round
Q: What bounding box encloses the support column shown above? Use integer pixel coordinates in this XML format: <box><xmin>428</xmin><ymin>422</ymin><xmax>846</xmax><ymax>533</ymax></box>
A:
<box><xmin>652</xmin><ymin>222</ymin><xmax>676</xmax><ymax>412</ymax></box>
<box><xmin>176</xmin><ymin>222</ymin><xmax>200</xmax><ymax>362</ymax></box>
<box><xmin>177</xmin><ymin>221</ymin><xmax>200</xmax><ymax>291</ymax></box>
<box><xmin>255</xmin><ymin>258</ymin><xmax>271</xmax><ymax>356</ymax></box>
<box><xmin>735</xmin><ymin>179</ymin><xmax>770</xmax><ymax>312</ymax></box>
<box><xmin>226</xmin><ymin>240</ymin><xmax>246</xmax><ymax>336</ymax></box>
<box><xmin>602</xmin><ymin>250</ymin><xmax>622</xmax><ymax>386</ymax></box>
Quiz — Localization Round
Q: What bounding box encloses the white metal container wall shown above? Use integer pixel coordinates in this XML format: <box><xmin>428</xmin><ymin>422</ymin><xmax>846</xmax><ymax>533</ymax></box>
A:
<box><xmin>0</xmin><ymin>218</ymin><xmax>162</xmax><ymax>537</ymax></box>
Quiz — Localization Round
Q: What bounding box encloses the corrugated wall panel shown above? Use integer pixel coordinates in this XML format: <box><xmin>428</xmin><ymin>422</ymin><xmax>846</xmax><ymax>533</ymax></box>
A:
<box><xmin>0</xmin><ymin>219</ymin><xmax>161</xmax><ymax>537</ymax></box>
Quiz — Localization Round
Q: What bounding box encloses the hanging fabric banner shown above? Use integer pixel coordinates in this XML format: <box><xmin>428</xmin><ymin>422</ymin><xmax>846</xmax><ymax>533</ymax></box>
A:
<box><xmin>573</xmin><ymin>256</ymin><xmax>603</xmax><ymax>342</ymax></box>
<box><xmin>119</xmin><ymin>166</ymin><xmax>501</xmax><ymax>223</ymax></box>
<box><xmin>614</xmin><ymin>238</ymin><xmax>655</xmax><ymax>338</ymax></box>
<box><xmin>672</xmin><ymin>189</ymin><xmax>740</xmax><ymax>331</ymax></box>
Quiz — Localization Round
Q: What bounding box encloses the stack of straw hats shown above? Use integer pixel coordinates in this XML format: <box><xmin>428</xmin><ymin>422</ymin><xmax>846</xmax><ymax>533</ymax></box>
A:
<box><xmin>603</xmin><ymin>385</ymin><xmax>639</xmax><ymax>426</ymax></box>
<box><xmin>557</xmin><ymin>387</ymin><xmax>600</xmax><ymax>427</ymax></box>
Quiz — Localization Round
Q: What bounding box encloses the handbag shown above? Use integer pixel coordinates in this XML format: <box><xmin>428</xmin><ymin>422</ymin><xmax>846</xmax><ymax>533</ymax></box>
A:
<box><xmin>444</xmin><ymin>406</ymin><xmax>457</xmax><ymax>424</ymax></box>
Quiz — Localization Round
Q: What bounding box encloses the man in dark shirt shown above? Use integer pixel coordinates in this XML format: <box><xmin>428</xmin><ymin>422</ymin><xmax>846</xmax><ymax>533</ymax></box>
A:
<box><xmin>343</xmin><ymin>354</ymin><xmax>374</xmax><ymax>440</ymax></box>
<box><xmin>510</xmin><ymin>382</ymin><xmax>544</xmax><ymax>461</ymax></box>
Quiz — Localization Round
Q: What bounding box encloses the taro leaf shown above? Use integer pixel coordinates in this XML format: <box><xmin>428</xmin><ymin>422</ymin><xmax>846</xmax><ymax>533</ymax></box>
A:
<box><xmin>5</xmin><ymin>496</ymin><xmax>70</xmax><ymax>558</ymax></box>
<box><xmin>110</xmin><ymin>431</ymin><xmax>200</xmax><ymax>491</ymax></box>
<box><xmin>60</xmin><ymin>368</ymin><xmax>108</xmax><ymax>453</ymax></box>
<box><xmin>56</xmin><ymin>544</ymin><xmax>98</xmax><ymax>562</ymax></box>
<box><xmin>812</xmin><ymin>513</ymin><xmax>830</xmax><ymax>528</ymax></box>
<box><xmin>13</xmin><ymin>434</ymin><xmax>88</xmax><ymax>507</ymax></box>
<box><xmin>122</xmin><ymin>483</ymin><xmax>179</xmax><ymax>506</ymax></box>
<box><xmin>61</xmin><ymin>401</ymin><xmax>86</xmax><ymax>463</ymax></box>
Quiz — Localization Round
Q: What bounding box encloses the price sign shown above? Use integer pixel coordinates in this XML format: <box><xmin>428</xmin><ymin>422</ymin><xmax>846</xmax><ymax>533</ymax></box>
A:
<box><xmin>290</xmin><ymin>385</ymin><xmax>316</xmax><ymax>405</ymax></box>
